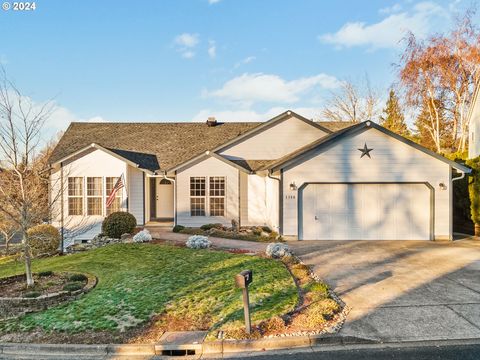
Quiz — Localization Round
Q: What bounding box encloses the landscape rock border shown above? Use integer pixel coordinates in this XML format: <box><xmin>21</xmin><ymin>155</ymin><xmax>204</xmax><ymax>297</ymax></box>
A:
<box><xmin>0</xmin><ymin>273</ymin><xmax>97</xmax><ymax>320</ymax></box>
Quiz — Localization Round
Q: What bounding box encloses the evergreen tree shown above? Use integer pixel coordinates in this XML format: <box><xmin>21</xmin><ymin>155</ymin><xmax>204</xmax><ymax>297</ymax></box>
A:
<box><xmin>380</xmin><ymin>89</ymin><xmax>410</xmax><ymax>137</ymax></box>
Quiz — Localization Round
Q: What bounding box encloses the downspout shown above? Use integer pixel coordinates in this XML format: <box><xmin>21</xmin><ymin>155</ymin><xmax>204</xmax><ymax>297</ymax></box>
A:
<box><xmin>60</xmin><ymin>162</ymin><xmax>64</xmax><ymax>253</ymax></box>
<box><xmin>452</xmin><ymin>170</ymin><xmax>466</xmax><ymax>182</ymax></box>
<box><xmin>267</xmin><ymin>170</ymin><xmax>281</xmax><ymax>233</ymax></box>
<box><xmin>161</xmin><ymin>171</ymin><xmax>176</xmax><ymax>226</ymax></box>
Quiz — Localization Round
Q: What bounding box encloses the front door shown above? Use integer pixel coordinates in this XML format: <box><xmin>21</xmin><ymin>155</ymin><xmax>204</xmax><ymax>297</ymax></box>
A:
<box><xmin>156</xmin><ymin>179</ymin><xmax>174</xmax><ymax>218</ymax></box>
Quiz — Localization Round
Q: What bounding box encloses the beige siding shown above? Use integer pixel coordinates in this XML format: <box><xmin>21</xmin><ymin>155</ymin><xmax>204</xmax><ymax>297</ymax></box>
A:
<box><xmin>51</xmin><ymin>148</ymin><xmax>128</xmax><ymax>242</ymax></box>
<box><xmin>239</xmin><ymin>173</ymin><xmax>279</xmax><ymax>231</ymax></box>
<box><xmin>176</xmin><ymin>156</ymin><xmax>239</xmax><ymax>227</ymax></box>
<box><xmin>127</xmin><ymin>166</ymin><xmax>145</xmax><ymax>225</ymax></box>
<box><xmin>239</xmin><ymin>172</ymin><xmax>248</xmax><ymax>226</ymax></box>
<box><xmin>219</xmin><ymin>115</ymin><xmax>328</xmax><ymax>160</ymax></box>
<box><xmin>282</xmin><ymin>128</ymin><xmax>451</xmax><ymax>239</ymax></box>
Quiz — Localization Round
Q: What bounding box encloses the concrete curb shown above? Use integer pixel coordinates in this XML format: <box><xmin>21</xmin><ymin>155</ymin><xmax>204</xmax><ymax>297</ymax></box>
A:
<box><xmin>8</xmin><ymin>336</ymin><xmax>480</xmax><ymax>357</ymax></box>
<box><xmin>0</xmin><ymin>343</ymin><xmax>156</xmax><ymax>356</ymax></box>
<box><xmin>0</xmin><ymin>335</ymin><xmax>375</xmax><ymax>357</ymax></box>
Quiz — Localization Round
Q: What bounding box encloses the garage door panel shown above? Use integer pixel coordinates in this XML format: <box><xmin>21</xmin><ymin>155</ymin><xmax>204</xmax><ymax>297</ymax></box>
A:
<box><xmin>301</xmin><ymin>183</ymin><xmax>431</xmax><ymax>240</ymax></box>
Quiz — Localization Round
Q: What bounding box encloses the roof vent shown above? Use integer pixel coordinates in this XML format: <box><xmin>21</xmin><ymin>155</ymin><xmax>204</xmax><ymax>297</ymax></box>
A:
<box><xmin>206</xmin><ymin>116</ymin><xmax>217</xmax><ymax>127</ymax></box>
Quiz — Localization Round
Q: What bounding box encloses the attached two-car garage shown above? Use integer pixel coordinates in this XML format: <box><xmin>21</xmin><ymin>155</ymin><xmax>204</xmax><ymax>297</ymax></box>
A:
<box><xmin>276</xmin><ymin>122</ymin><xmax>471</xmax><ymax>241</ymax></box>
<box><xmin>300</xmin><ymin>183</ymin><xmax>432</xmax><ymax>240</ymax></box>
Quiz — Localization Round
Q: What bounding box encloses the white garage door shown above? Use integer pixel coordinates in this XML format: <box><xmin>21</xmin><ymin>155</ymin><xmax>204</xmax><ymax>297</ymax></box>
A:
<box><xmin>301</xmin><ymin>183</ymin><xmax>431</xmax><ymax>240</ymax></box>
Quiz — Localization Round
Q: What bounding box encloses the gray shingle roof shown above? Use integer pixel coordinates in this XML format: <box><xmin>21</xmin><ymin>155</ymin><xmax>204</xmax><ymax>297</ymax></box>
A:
<box><xmin>49</xmin><ymin>120</ymin><xmax>354</xmax><ymax>172</ymax></box>
<box><xmin>49</xmin><ymin>122</ymin><xmax>261</xmax><ymax>171</ymax></box>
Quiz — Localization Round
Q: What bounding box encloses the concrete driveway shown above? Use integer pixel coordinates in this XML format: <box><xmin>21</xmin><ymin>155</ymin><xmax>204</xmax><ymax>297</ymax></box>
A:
<box><xmin>289</xmin><ymin>238</ymin><xmax>480</xmax><ymax>342</ymax></box>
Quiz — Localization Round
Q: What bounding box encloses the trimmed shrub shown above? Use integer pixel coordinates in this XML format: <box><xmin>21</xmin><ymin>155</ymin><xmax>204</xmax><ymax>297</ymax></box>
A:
<box><xmin>24</xmin><ymin>291</ymin><xmax>41</xmax><ymax>298</ymax></box>
<box><xmin>101</xmin><ymin>212</ymin><xmax>137</xmax><ymax>239</ymax></box>
<box><xmin>38</xmin><ymin>270</ymin><xmax>53</xmax><ymax>277</ymax></box>
<box><xmin>63</xmin><ymin>282</ymin><xmax>83</xmax><ymax>293</ymax></box>
<box><xmin>172</xmin><ymin>225</ymin><xmax>185</xmax><ymax>233</ymax></box>
<box><xmin>261</xmin><ymin>226</ymin><xmax>272</xmax><ymax>233</ymax></box>
<box><xmin>186</xmin><ymin>235</ymin><xmax>211</xmax><ymax>249</ymax></box>
<box><xmin>200</xmin><ymin>223</ymin><xmax>223</xmax><ymax>231</ymax></box>
<box><xmin>133</xmin><ymin>229</ymin><xmax>152</xmax><ymax>243</ymax></box>
<box><xmin>265</xmin><ymin>243</ymin><xmax>292</xmax><ymax>259</ymax></box>
<box><xmin>27</xmin><ymin>224</ymin><xmax>60</xmax><ymax>258</ymax></box>
<box><xmin>69</xmin><ymin>273</ymin><xmax>88</xmax><ymax>282</ymax></box>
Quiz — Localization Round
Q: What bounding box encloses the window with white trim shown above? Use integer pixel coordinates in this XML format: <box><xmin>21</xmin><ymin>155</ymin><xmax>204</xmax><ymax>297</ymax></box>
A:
<box><xmin>106</xmin><ymin>177</ymin><xmax>122</xmax><ymax>215</ymax></box>
<box><xmin>209</xmin><ymin>177</ymin><xmax>225</xmax><ymax>216</ymax></box>
<box><xmin>190</xmin><ymin>177</ymin><xmax>206</xmax><ymax>216</ymax></box>
<box><xmin>87</xmin><ymin>177</ymin><xmax>103</xmax><ymax>215</ymax></box>
<box><xmin>68</xmin><ymin>177</ymin><xmax>83</xmax><ymax>215</ymax></box>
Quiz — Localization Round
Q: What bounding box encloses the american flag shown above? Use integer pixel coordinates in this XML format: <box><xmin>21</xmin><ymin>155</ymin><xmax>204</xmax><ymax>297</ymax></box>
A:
<box><xmin>106</xmin><ymin>174</ymin><xmax>125</xmax><ymax>207</ymax></box>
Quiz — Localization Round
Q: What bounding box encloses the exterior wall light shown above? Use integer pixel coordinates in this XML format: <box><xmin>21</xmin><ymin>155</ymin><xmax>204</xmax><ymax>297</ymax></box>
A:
<box><xmin>289</xmin><ymin>182</ymin><xmax>297</xmax><ymax>191</ymax></box>
<box><xmin>439</xmin><ymin>183</ymin><xmax>447</xmax><ymax>190</ymax></box>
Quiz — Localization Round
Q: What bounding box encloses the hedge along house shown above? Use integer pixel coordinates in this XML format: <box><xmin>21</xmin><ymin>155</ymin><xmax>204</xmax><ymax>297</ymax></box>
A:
<box><xmin>48</xmin><ymin>111</ymin><xmax>470</xmax><ymax>242</ymax></box>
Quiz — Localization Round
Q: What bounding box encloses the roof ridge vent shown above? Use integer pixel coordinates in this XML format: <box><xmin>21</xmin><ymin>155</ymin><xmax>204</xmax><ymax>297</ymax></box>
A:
<box><xmin>206</xmin><ymin>116</ymin><xmax>217</xmax><ymax>127</ymax></box>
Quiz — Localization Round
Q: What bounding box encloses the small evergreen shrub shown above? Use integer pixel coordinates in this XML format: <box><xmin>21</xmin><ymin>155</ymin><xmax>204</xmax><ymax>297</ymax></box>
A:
<box><xmin>24</xmin><ymin>291</ymin><xmax>41</xmax><ymax>298</ymax></box>
<box><xmin>38</xmin><ymin>270</ymin><xmax>53</xmax><ymax>277</ymax></box>
<box><xmin>172</xmin><ymin>225</ymin><xmax>185</xmax><ymax>233</ymax></box>
<box><xmin>69</xmin><ymin>273</ymin><xmax>88</xmax><ymax>282</ymax></box>
<box><xmin>63</xmin><ymin>282</ymin><xmax>83</xmax><ymax>293</ymax></box>
<box><xmin>200</xmin><ymin>223</ymin><xmax>224</xmax><ymax>231</ymax></box>
<box><xmin>261</xmin><ymin>226</ymin><xmax>272</xmax><ymax>233</ymax></box>
<box><xmin>27</xmin><ymin>224</ymin><xmax>60</xmax><ymax>258</ymax></box>
<box><xmin>186</xmin><ymin>235</ymin><xmax>211</xmax><ymax>249</ymax></box>
<box><xmin>133</xmin><ymin>229</ymin><xmax>152</xmax><ymax>242</ymax></box>
<box><xmin>101</xmin><ymin>212</ymin><xmax>137</xmax><ymax>239</ymax></box>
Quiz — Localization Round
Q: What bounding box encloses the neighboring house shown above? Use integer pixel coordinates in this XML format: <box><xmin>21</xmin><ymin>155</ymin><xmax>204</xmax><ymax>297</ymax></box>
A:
<box><xmin>468</xmin><ymin>84</ymin><xmax>480</xmax><ymax>159</ymax></box>
<box><xmin>48</xmin><ymin>110</ymin><xmax>470</xmax><ymax>242</ymax></box>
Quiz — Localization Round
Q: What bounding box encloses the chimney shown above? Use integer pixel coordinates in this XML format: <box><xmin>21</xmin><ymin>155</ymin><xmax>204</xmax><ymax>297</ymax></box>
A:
<box><xmin>206</xmin><ymin>116</ymin><xmax>217</xmax><ymax>127</ymax></box>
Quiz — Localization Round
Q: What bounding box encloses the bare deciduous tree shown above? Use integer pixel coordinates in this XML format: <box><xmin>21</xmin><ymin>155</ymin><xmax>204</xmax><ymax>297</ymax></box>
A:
<box><xmin>398</xmin><ymin>9</ymin><xmax>480</xmax><ymax>154</ymax></box>
<box><xmin>322</xmin><ymin>76</ymin><xmax>381</xmax><ymax>123</ymax></box>
<box><xmin>0</xmin><ymin>68</ymin><xmax>54</xmax><ymax>287</ymax></box>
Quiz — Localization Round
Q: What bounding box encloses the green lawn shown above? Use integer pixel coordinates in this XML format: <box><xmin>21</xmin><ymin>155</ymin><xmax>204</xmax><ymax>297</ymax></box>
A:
<box><xmin>0</xmin><ymin>244</ymin><xmax>297</xmax><ymax>339</ymax></box>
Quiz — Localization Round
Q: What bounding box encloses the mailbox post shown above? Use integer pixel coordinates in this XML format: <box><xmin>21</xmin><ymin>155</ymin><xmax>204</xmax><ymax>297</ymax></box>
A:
<box><xmin>235</xmin><ymin>270</ymin><xmax>253</xmax><ymax>334</ymax></box>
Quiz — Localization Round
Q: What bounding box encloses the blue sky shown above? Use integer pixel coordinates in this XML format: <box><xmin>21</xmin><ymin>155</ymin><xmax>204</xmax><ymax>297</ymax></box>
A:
<box><xmin>0</xmin><ymin>0</ymin><xmax>474</xmax><ymax>139</ymax></box>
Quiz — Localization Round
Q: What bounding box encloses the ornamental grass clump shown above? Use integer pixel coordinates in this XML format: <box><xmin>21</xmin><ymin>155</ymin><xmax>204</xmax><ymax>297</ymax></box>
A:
<box><xmin>133</xmin><ymin>229</ymin><xmax>152</xmax><ymax>243</ymax></box>
<box><xmin>265</xmin><ymin>243</ymin><xmax>293</xmax><ymax>259</ymax></box>
<box><xmin>186</xmin><ymin>235</ymin><xmax>211</xmax><ymax>249</ymax></box>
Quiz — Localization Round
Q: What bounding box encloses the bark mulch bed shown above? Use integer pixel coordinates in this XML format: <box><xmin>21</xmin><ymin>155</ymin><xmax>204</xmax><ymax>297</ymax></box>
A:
<box><xmin>0</xmin><ymin>272</ymin><xmax>86</xmax><ymax>298</ymax></box>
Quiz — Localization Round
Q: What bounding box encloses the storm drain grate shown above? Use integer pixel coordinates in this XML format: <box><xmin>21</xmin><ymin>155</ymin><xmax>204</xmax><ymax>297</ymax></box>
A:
<box><xmin>161</xmin><ymin>349</ymin><xmax>196</xmax><ymax>356</ymax></box>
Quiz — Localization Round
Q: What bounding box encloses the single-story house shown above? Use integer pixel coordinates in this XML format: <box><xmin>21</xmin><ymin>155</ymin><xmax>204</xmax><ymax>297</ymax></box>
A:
<box><xmin>48</xmin><ymin>110</ymin><xmax>470</xmax><ymax>242</ymax></box>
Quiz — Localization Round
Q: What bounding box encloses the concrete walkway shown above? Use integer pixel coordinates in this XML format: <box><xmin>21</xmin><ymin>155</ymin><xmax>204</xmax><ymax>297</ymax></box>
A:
<box><xmin>290</xmin><ymin>238</ymin><xmax>480</xmax><ymax>343</ymax></box>
<box><xmin>148</xmin><ymin>228</ymin><xmax>268</xmax><ymax>253</ymax></box>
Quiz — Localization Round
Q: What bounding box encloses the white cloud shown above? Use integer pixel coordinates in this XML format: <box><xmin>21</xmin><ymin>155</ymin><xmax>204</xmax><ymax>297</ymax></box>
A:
<box><xmin>174</xmin><ymin>33</ymin><xmax>199</xmax><ymax>59</ymax></box>
<box><xmin>174</xmin><ymin>33</ymin><xmax>199</xmax><ymax>48</ymax></box>
<box><xmin>208</xmin><ymin>40</ymin><xmax>216</xmax><ymax>59</ymax></box>
<box><xmin>45</xmin><ymin>105</ymin><xmax>106</xmax><ymax>132</ymax></box>
<box><xmin>379</xmin><ymin>3</ymin><xmax>402</xmax><ymax>14</ymax></box>
<box><xmin>319</xmin><ymin>1</ymin><xmax>447</xmax><ymax>50</ymax></box>
<box><xmin>234</xmin><ymin>56</ymin><xmax>256</xmax><ymax>68</ymax></box>
<box><xmin>192</xmin><ymin>106</ymin><xmax>324</xmax><ymax>123</ymax></box>
<box><xmin>204</xmin><ymin>72</ymin><xmax>340</xmax><ymax>105</ymax></box>
<box><xmin>182</xmin><ymin>51</ymin><xmax>195</xmax><ymax>59</ymax></box>
<box><xmin>208</xmin><ymin>0</ymin><xmax>221</xmax><ymax>4</ymax></box>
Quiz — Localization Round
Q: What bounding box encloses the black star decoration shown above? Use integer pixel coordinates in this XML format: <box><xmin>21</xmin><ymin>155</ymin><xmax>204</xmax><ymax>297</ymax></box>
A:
<box><xmin>358</xmin><ymin>143</ymin><xmax>373</xmax><ymax>158</ymax></box>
